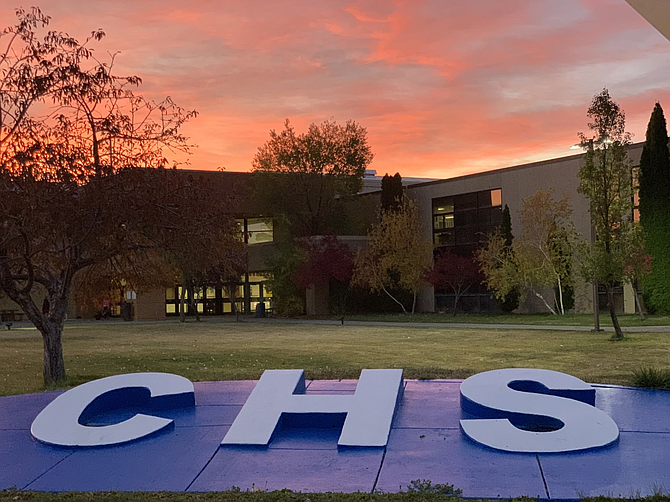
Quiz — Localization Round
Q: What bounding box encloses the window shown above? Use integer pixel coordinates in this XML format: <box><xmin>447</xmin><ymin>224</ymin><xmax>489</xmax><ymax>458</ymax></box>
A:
<box><xmin>432</xmin><ymin>188</ymin><xmax>502</xmax><ymax>252</ymax></box>
<box><xmin>165</xmin><ymin>272</ymin><xmax>274</xmax><ymax>316</ymax></box>
<box><xmin>491</xmin><ymin>189</ymin><xmax>502</xmax><ymax>207</ymax></box>
<box><xmin>237</xmin><ymin>218</ymin><xmax>274</xmax><ymax>244</ymax></box>
<box><xmin>455</xmin><ymin>192</ymin><xmax>478</xmax><ymax>211</ymax></box>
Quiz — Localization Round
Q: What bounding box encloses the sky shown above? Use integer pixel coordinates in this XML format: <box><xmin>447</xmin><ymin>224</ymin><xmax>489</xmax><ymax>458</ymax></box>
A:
<box><xmin>2</xmin><ymin>0</ymin><xmax>670</xmax><ymax>180</ymax></box>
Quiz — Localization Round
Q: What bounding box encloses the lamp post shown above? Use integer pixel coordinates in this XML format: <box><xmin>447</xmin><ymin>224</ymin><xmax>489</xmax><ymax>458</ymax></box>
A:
<box><xmin>572</xmin><ymin>138</ymin><xmax>603</xmax><ymax>332</ymax></box>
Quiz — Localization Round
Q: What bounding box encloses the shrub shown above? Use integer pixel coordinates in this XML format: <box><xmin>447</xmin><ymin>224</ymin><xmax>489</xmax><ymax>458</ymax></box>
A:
<box><xmin>631</xmin><ymin>367</ymin><xmax>670</xmax><ymax>390</ymax></box>
<box><xmin>405</xmin><ymin>479</ymin><xmax>462</xmax><ymax>497</ymax></box>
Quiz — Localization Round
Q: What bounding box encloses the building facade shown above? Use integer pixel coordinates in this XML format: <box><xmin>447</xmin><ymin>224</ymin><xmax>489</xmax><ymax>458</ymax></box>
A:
<box><xmin>407</xmin><ymin>143</ymin><xmax>644</xmax><ymax>314</ymax></box>
<box><xmin>0</xmin><ymin>145</ymin><xmax>645</xmax><ymax>321</ymax></box>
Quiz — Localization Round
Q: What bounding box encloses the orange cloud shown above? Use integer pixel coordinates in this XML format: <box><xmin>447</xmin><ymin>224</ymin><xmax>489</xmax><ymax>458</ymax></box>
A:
<box><xmin>1</xmin><ymin>0</ymin><xmax>669</xmax><ymax>180</ymax></box>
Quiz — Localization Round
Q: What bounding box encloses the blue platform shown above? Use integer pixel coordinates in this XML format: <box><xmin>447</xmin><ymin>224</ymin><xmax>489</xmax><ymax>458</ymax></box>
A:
<box><xmin>1</xmin><ymin>379</ymin><xmax>669</xmax><ymax>498</ymax></box>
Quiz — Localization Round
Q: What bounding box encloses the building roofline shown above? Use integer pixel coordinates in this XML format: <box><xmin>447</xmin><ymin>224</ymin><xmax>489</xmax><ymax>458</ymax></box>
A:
<box><xmin>403</xmin><ymin>142</ymin><xmax>644</xmax><ymax>191</ymax></box>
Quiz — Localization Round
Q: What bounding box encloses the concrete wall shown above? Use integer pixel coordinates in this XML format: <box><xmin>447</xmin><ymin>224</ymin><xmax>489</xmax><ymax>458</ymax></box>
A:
<box><xmin>134</xmin><ymin>288</ymin><xmax>167</xmax><ymax>321</ymax></box>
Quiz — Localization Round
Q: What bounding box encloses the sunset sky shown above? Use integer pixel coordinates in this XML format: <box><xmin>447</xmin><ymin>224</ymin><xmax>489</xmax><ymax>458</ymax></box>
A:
<box><xmin>2</xmin><ymin>0</ymin><xmax>670</xmax><ymax>179</ymax></box>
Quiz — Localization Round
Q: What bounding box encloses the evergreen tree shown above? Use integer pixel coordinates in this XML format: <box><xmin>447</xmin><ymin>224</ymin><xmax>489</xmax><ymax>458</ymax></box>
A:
<box><xmin>639</xmin><ymin>103</ymin><xmax>670</xmax><ymax>313</ymax></box>
<box><xmin>497</xmin><ymin>205</ymin><xmax>519</xmax><ymax>312</ymax></box>
<box><xmin>380</xmin><ymin>172</ymin><xmax>404</xmax><ymax>212</ymax></box>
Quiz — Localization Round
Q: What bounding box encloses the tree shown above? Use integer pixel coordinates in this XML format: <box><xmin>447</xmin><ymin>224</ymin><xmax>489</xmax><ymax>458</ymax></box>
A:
<box><xmin>0</xmin><ymin>9</ymin><xmax>235</xmax><ymax>384</ymax></box>
<box><xmin>292</xmin><ymin>235</ymin><xmax>354</xmax><ymax>315</ymax></box>
<box><xmin>478</xmin><ymin>190</ymin><xmax>575</xmax><ymax>315</ymax></box>
<box><xmin>577</xmin><ymin>89</ymin><xmax>638</xmax><ymax>340</ymax></box>
<box><xmin>165</xmin><ymin>175</ymin><xmax>246</xmax><ymax>323</ymax></box>
<box><xmin>351</xmin><ymin>198</ymin><xmax>432</xmax><ymax>314</ymax></box>
<box><xmin>638</xmin><ymin>103</ymin><xmax>670</xmax><ymax>313</ymax></box>
<box><xmin>292</xmin><ymin>235</ymin><xmax>354</xmax><ymax>289</ymax></box>
<box><xmin>264</xmin><ymin>240</ymin><xmax>306</xmax><ymax>316</ymax></box>
<box><xmin>622</xmin><ymin>225</ymin><xmax>652</xmax><ymax>320</ymax></box>
<box><xmin>252</xmin><ymin>119</ymin><xmax>374</xmax><ymax>236</ymax></box>
<box><xmin>381</xmin><ymin>173</ymin><xmax>403</xmax><ymax>212</ymax></box>
<box><xmin>497</xmin><ymin>204</ymin><xmax>519</xmax><ymax>312</ymax></box>
<box><xmin>426</xmin><ymin>251</ymin><xmax>481</xmax><ymax>316</ymax></box>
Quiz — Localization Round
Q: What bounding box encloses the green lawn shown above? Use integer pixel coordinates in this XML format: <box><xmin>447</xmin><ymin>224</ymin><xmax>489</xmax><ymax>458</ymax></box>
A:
<box><xmin>1</xmin><ymin>319</ymin><xmax>669</xmax><ymax>396</ymax></box>
<box><xmin>1</xmin><ymin>491</ymin><xmax>669</xmax><ymax>502</ymax></box>
<box><xmin>327</xmin><ymin>312</ymin><xmax>670</xmax><ymax>326</ymax></box>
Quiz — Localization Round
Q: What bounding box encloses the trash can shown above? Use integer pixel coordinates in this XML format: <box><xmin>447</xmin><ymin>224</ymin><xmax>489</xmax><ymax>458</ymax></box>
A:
<box><xmin>255</xmin><ymin>302</ymin><xmax>266</xmax><ymax>318</ymax></box>
<box><xmin>120</xmin><ymin>301</ymin><xmax>133</xmax><ymax>321</ymax></box>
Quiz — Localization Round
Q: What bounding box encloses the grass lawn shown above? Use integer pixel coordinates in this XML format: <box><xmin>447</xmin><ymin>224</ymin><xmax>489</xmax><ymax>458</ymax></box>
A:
<box><xmin>2</xmin><ymin>492</ymin><xmax>668</xmax><ymax>502</ymax></box>
<box><xmin>326</xmin><ymin>312</ymin><xmax>670</xmax><ymax>326</ymax></box>
<box><xmin>1</xmin><ymin>319</ymin><xmax>669</xmax><ymax>396</ymax></box>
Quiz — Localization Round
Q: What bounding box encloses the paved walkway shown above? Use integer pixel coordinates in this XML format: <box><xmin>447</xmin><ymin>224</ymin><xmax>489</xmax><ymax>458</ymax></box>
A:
<box><xmin>3</xmin><ymin>315</ymin><xmax>670</xmax><ymax>333</ymax></box>
<box><xmin>239</xmin><ymin>316</ymin><xmax>670</xmax><ymax>332</ymax></box>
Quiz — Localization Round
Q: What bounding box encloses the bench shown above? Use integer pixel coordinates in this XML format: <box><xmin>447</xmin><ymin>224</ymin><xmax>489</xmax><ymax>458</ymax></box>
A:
<box><xmin>0</xmin><ymin>310</ymin><xmax>24</xmax><ymax>322</ymax></box>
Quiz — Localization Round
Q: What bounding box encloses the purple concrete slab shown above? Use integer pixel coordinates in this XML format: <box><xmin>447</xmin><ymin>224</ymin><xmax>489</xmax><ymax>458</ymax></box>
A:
<box><xmin>189</xmin><ymin>447</ymin><xmax>384</xmax><ymax>493</ymax></box>
<box><xmin>540</xmin><ymin>431</ymin><xmax>670</xmax><ymax>499</ymax></box>
<box><xmin>26</xmin><ymin>425</ymin><xmax>228</xmax><ymax>492</ymax></box>
<box><xmin>0</xmin><ymin>429</ymin><xmax>72</xmax><ymax>490</ymax></box>
<box><xmin>170</xmin><ymin>405</ymin><xmax>242</xmax><ymax>427</ymax></box>
<box><xmin>0</xmin><ymin>391</ymin><xmax>64</xmax><ymax>430</ymax></box>
<box><xmin>305</xmin><ymin>379</ymin><xmax>361</xmax><ymax>391</ymax></box>
<box><xmin>50</xmin><ymin>399</ymin><xmax>241</xmax><ymax>429</ymax></box>
<box><xmin>394</xmin><ymin>381</ymin><xmax>462</xmax><ymax>429</ymax></box>
<box><xmin>376</xmin><ymin>428</ymin><xmax>547</xmax><ymax>499</ymax></box>
<box><xmin>193</xmin><ymin>381</ymin><xmax>256</xmax><ymax>405</ymax></box>
<box><xmin>267</xmin><ymin>426</ymin><xmax>344</xmax><ymax>450</ymax></box>
<box><xmin>596</xmin><ymin>387</ymin><xmax>670</xmax><ymax>433</ymax></box>
<box><xmin>404</xmin><ymin>379</ymin><xmax>463</xmax><ymax>388</ymax></box>
<box><xmin>3</xmin><ymin>378</ymin><xmax>670</xmax><ymax>497</ymax></box>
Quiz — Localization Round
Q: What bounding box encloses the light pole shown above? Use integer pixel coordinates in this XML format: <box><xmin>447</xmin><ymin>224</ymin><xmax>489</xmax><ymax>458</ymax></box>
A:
<box><xmin>572</xmin><ymin>138</ymin><xmax>603</xmax><ymax>332</ymax></box>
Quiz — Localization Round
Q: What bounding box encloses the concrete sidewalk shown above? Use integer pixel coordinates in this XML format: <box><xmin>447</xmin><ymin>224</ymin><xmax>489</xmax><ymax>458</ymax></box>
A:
<box><xmin>2</xmin><ymin>315</ymin><xmax>670</xmax><ymax>333</ymax></box>
<box><xmin>234</xmin><ymin>316</ymin><xmax>670</xmax><ymax>332</ymax></box>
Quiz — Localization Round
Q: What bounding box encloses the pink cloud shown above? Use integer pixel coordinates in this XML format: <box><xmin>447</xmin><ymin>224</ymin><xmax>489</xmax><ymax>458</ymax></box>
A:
<box><xmin>1</xmin><ymin>0</ymin><xmax>669</xmax><ymax>180</ymax></box>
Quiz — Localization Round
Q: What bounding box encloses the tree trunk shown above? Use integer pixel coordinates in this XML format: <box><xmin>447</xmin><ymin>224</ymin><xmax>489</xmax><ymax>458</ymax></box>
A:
<box><xmin>187</xmin><ymin>286</ymin><xmax>201</xmax><ymax>322</ymax></box>
<box><xmin>534</xmin><ymin>290</ymin><xmax>557</xmax><ymax>315</ymax></box>
<box><xmin>556</xmin><ymin>275</ymin><xmax>565</xmax><ymax>315</ymax></box>
<box><xmin>10</xmin><ymin>291</ymin><xmax>68</xmax><ymax>385</ymax></box>
<box><xmin>179</xmin><ymin>285</ymin><xmax>186</xmax><ymax>323</ymax></box>
<box><xmin>633</xmin><ymin>284</ymin><xmax>646</xmax><ymax>321</ymax></box>
<box><xmin>607</xmin><ymin>284</ymin><xmax>624</xmax><ymax>340</ymax></box>
<box><xmin>42</xmin><ymin>322</ymin><xmax>66</xmax><ymax>384</ymax></box>
<box><xmin>381</xmin><ymin>284</ymin><xmax>407</xmax><ymax>313</ymax></box>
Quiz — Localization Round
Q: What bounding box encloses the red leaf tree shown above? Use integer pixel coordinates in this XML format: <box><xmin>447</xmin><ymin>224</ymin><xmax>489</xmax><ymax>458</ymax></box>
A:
<box><xmin>292</xmin><ymin>235</ymin><xmax>353</xmax><ymax>289</ymax></box>
<box><xmin>426</xmin><ymin>251</ymin><xmax>482</xmax><ymax>316</ymax></box>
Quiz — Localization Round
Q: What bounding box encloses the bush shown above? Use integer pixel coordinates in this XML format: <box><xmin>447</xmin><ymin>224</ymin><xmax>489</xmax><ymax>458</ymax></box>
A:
<box><xmin>631</xmin><ymin>367</ymin><xmax>670</xmax><ymax>390</ymax></box>
<box><xmin>405</xmin><ymin>479</ymin><xmax>462</xmax><ymax>497</ymax></box>
<box><xmin>274</xmin><ymin>295</ymin><xmax>305</xmax><ymax>317</ymax></box>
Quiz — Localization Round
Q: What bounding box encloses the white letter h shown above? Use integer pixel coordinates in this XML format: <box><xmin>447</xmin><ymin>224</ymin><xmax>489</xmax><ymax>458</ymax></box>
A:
<box><xmin>221</xmin><ymin>369</ymin><xmax>403</xmax><ymax>447</ymax></box>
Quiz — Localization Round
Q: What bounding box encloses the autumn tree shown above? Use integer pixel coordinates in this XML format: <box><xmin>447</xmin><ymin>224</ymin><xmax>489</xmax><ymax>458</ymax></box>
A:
<box><xmin>381</xmin><ymin>173</ymin><xmax>403</xmax><ymax>212</ymax></box>
<box><xmin>638</xmin><ymin>103</ymin><xmax>670</xmax><ymax>313</ymax></box>
<box><xmin>252</xmin><ymin>119</ymin><xmax>374</xmax><ymax>236</ymax></box>
<box><xmin>292</xmin><ymin>235</ymin><xmax>354</xmax><ymax>289</ymax></box>
<box><xmin>478</xmin><ymin>190</ymin><xmax>575</xmax><ymax>315</ymax></box>
<box><xmin>622</xmin><ymin>225</ymin><xmax>652</xmax><ymax>320</ymax></box>
<box><xmin>426</xmin><ymin>251</ymin><xmax>481</xmax><ymax>316</ymax></box>
<box><xmin>577</xmin><ymin>89</ymin><xmax>639</xmax><ymax>340</ymax></box>
<box><xmin>351</xmin><ymin>198</ymin><xmax>432</xmax><ymax>314</ymax></box>
<box><xmin>164</xmin><ymin>174</ymin><xmax>246</xmax><ymax>322</ymax></box>
<box><xmin>0</xmin><ymin>9</ymin><xmax>237</xmax><ymax>384</ymax></box>
<box><xmin>265</xmin><ymin>241</ymin><xmax>306</xmax><ymax>316</ymax></box>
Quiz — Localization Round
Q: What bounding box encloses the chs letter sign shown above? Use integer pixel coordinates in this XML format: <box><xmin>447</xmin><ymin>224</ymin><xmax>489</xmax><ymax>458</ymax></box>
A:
<box><xmin>30</xmin><ymin>368</ymin><xmax>619</xmax><ymax>453</ymax></box>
